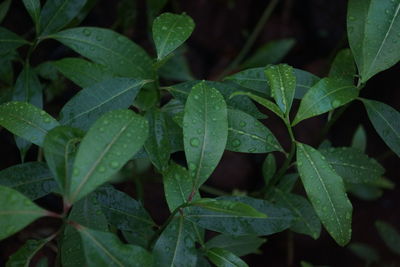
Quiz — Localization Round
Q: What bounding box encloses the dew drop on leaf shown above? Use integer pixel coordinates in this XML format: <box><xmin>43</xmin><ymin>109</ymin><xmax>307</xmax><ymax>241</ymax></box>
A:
<box><xmin>190</xmin><ymin>138</ymin><xmax>200</xmax><ymax>147</ymax></box>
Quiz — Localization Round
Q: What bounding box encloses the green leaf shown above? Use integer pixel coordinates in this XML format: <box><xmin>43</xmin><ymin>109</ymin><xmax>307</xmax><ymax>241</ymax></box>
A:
<box><xmin>59</xmin><ymin>78</ymin><xmax>147</xmax><ymax>131</ymax></box>
<box><xmin>348</xmin><ymin>0</ymin><xmax>400</xmax><ymax>82</ymax></box>
<box><xmin>348</xmin><ymin>242</ymin><xmax>380</xmax><ymax>263</ymax></box>
<box><xmin>183</xmin><ymin>82</ymin><xmax>228</xmax><ymax>189</ymax></box>
<box><xmin>152</xmin><ymin>12</ymin><xmax>195</xmax><ymax>60</ymax></box>
<box><xmin>262</xmin><ymin>154</ymin><xmax>276</xmax><ymax>186</ymax></box>
<box><xmin>0</xmin><ymin>102</ymin><xmax>59</xmax><ymax>146</ymax></box>
<box><xmin>163</xmin><ymin>162</ymin><xmax>193</xmax><ymax>211</ymax></box>
<box><xmin>43</xmin><ymin>126</ymin><xmax>84</xmax><ymax>194</ymax></box>
<box><xmin>361</xmin><ymin>98</ymin><xmax>400</xmax><ymax>157</ymax></box>
<box><xmin>158</xmin><ymin>47</ymin><xmax>194</xmax><ymax>81</ymax></box>
<box><xmin>205</xmin><ymin>248</ymin><xmax>248</xmax><ymax>267</ymax></box>
<box><xmin>68</xmin><ymin>109</ymin><xmax>148</xmax><ymax>203</ymax></box>
<box><xmin>6</xmin><ymin>238</ymin><xmax>49</xmax><ymax>267</ymax></box>
<box><xmin>0</xmin><ymin>27</ymin><xmax>30</xmax><ymax>54</ymax></box>
<box><xmin>292</xmin><ymin>78</ymin><xmax>358</xmax><ymax>126</ymax></box>
<box><xmin>53</xmin><ymin>57</ymin><xmax>114</xmax><ymax>88</ymax></box>
<box><xmin>205</xmin><ymin>234</ymin><xmax>266</xmax><ymax>257</ymax></box>
<box><xmin>320</xmin><ymin>147</ymin><xmax>385</xmax><ymax>186</ymax></box>
<box><xmin>153</xmin><ymin>215</ymin><xmax>197</xmax><ymax>267</ymax></box>
<box><xmin>39</xmin><ymin>0</ymin><xmax>88</xmax><ymax>36</ymax></box>
<box><xmin>0</xmin><ymin>162</ymin><xmax>57</xmax><ymax>200</ymax></box>
<box><xmin>13</xmin><ymin>65</ymin><xmax>43</xmax><ymax>107</ymax></box>
<box><xmin>76</xmin><ymin>226</ymin><xmax>153</xmax><ymax>266</ymax></box>
<box><xmin>187</xmin><ymin>196</ymin><xmax>293</xmax><ymax>236</ymax></box>
<box><xmin>375</xmin><ymin>220</ymin><xmax>400</xmax><ymax>255</ymax></box>
<box><xmin>22</xmin><ymin>0</ymin><xmax>41</xmax><ymax>26</ymax></box>
<box><xmin>144</xmin><ymin>109</ymin><xmax>171</xmax><ymax>172</ymax></box>
<box><xmin>329</xmin><ymin>48</ymin><xmax>356</xmax><ymax>83</ymax></box>
<box><xmin>0</xmin><ymin>51</ymin><xmax>15</xmax><ymax>86</ymax></box>
<box><xmin>49</xmin><ymin>27</ymin><xmax>155</xmax><ymax>79</ymax></box>
<box><xmin>351</xmin><ymin>125</ymin><xmax>367</xmax><ymax>152</ymax></box>
<box><xmin>296</xmin><ymin>143</ymin><xmax>352</xmax><ymax>246</ymax></box>
<box><xmin>241</xmin><ymin>38</ymin><xmax>295</xmax><ymax>69</ymax></box>
<box><xmin>0</xmin><ymin>0</ymin><xmax>11</xmax><ymax>24</ymax></box>
<box><xmin>226</xmin><ymin>109</ymin><xmax>283</xmax><ymax>153</ymax></box>
<box><xmin>265</xmin><ymin>64</ymin><xmax>296</xmax><ymax>115</ymax></box>
<box><xmin>274</xmin><ymin>189</ymin><xmax>321</xmax><ymax>239</ymax></box>
<box><xmin>0</xmin><ymin>185</ymin><xmax>47</xmax><ymax>240</ymax></box>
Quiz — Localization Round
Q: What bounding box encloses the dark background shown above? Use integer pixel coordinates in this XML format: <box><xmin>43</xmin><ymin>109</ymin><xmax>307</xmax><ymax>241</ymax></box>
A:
<box><xmin>0</xmin><ymin>0</ymin><xmax>399</xmax><ymax>266</ymax></box>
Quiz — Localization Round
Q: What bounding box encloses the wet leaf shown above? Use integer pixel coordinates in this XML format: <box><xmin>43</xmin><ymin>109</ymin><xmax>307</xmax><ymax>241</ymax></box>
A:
<box><xmin>205</xmin><ymin>234</ymin><xmax>266</xmax><ymax>257</ymax></box>
<box><xmin>205</xmin><ymin>248</ymin><xmax>248</xmax><ymax>267</ymax></box>
<box><xmin>163</xmin><ymin>162</ymin><xmax>193</xmax><ymax>211</ymax></box>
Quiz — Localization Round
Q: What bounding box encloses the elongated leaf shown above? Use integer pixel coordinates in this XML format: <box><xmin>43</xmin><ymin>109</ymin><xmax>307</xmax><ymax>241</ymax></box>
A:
<box><xmin>152</xmin><ymin>12</ymin><xmax>195</xmax><ymax>60</ymax></box>
<box><xmin>0</xmin><ymin>102</ymin><xmax>59</xmax><ymax>146</ymax></box>
<box><xmin>296</xmin><ymin>143</ymin><xmax>352</xmax><ymax>246</ymax></box>
<box><xmin>348</xmin><ymin>242</ymin><xmax>380</xmax><ymax>263</ymax></box>
<box><xmin>320</xmin><ymin>147</ymin><xmax>385</xmax><ymax>185</ymax></box>
<box><xmin>206</xmin><ymin>234</ymin><xmax>266</xmax><ymax>257</ymax></box>
<box><xmin>158</xmin><ymin>47</ymin><xmax>194</xmax><ymax>81</ymax></box>
<box><xmin>22</xmin><ymin>0</ymin><xmax>41</xmax><ymax>26</ymax></box>
<box><xmin>351</xmin><ymin>125</ymin><xmax>367</xmax><ymax>152</ymax></box>
<box><xmin>348</xmin><ymin>0</ymin><xmax>400</xmax><ymax>82</ymax></box>
<box><xmin>265</xmin><ymin>64</ymin><xmax>296</xmax><ymax>115</ymax></box>
<box><xmin>53</xmin><ymin>57</ymin><xmax>114</xmax><ymax>88</ymax></box>
<box><xmin>187</xmin><ymin>196</ymin><xmax>293</xmax><ymax>236</ymax></box>
<box><xmin>153</xmin><ymin>215</ymin><xmax>197</xmax><ymax>267</ymax></box>
<box><xmin>49</xmin><ymin>27</ymin><xmax>154</xmax><ymax>79</ymax></box>
<box><xmin>274</xmin><ymin>189</ymin><xmax>321</xmax><ymax>239</ymax></box>
<box><xmin>329</xmin><ymin>48</ymin><xmax>356</xmax><ymax>83</ymax></box>
<box><xmin>163</xmin><ymin>162</ymin><xmax>193</xmax><ymax>211</ymax></box>
<box><xmin>68</xmin><ymin>109</ymin><xmax>148</xmax><ymax>203</ymax></box>
<box><xmin>262</xmin><ymin>154</ymin><xmax>276</xmax><ymax>186</ymax></box>
<box><xmin>0</xmin><ymin>0</ymin><xmax>11</xmax><ymax>24</ymax></box>
<box><xmin>205</xmin><ymin>248</ymin><xmax>248</xmax><ymax>267</ymax></box>
<box><xmin>292</xmin><ymin>78</ymin><xmax>358</xmax><ymax>126</ymax></box>
<box><xmin>361</xmin><ymin>99</ymin><xmax>400</xmax><ymax>157</ymax></box>
<box><xmin>0</xmin><ymin>27</ymin><xmax>30</xmax><ymax>54</ymax></box>
<box><xmin>0</xmin><ymin>162</ymin><xmax>57</xmax><ymax>200</ymax></box>
<box><xmin>76</xmin><ymin>226</ymin><xmax>153</xmax><ymax>266</ymax></box>
<box><xmin>0</xmin><ymin>186</ymin><xmax>47</xmax><ymax>240</ymax></box>
<box><xmin>44</xmin><ymin>126</ymin><xmax>84</xmax><ymax>194</ymax></box>
<box><xmin>183</xmin><ymin>82</ymin><xmax>228</xmax><ymax>189</ymax></box>
<box><xmin>39</xmin><ymin>0</ymin><xmax>87</xmax><ymax>36</ymax></box>
<box><xmin>375</xmin><ymin>220</ymin><xmax>400</xmax><ymax>255</ymax></box>
<box><xmin>6</xmin><ymin>238</ymin><xmax>49</xmax><ymax>267</ymax></box>
<box><xmin>60</xmin><ymin>78</ymin><xmax>147</xmax><ymax>130</ymax></box>
<box><xmin>227</xmin><ymin>109</ymin><xmax>283</xmax><ymax>153</ymax></box>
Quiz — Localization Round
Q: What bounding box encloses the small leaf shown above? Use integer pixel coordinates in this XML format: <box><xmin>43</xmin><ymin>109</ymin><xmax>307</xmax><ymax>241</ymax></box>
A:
<box><xmin>375</xmin><ymin>220</ymin><xmax>400</xmax><ymax>255</ymax></box>
<box><xmin>0</xmin><ymin>186</ymin><xmax>47</xmax><ymax>240</ymax></box>
<box><xmin>361</xmin><ymin>98</ymin><xmax>400</xmax><ymax>157</ymax></box>
<box><xmin>59</xmin><ymin>78</ymin><xmax>147</xmax><ymax>130</ymax></box>
<box><xmin>44</xmin><ymin>126</ymin><xmax>84</xmax><ymax>194</ymax></box>
<box><xmin>22</xmin><ymin>0</ymin><xmax>41</xmax><ymax>26</ymax></box>
<box><xmin>0</xmin><ymin>102</ymin><xmax>59</xmax><ymax>146</ymax></box>
<box><xmin>262</xmin><ymin>154</ymin><xmax>276</xmax><ymax>186</ymax></box>
<box><xmin>6</xmin><ymin>238</ymin><xmax>49</xmax><ymax>267</ymax></box>
<box><xmin>296</xmin><ymin>143</ymin><xmax>353</xmax><ymax>246</ymax></box>
<box><xmin>68</xmin><ymin>109</ymin><xmax>148</xmax><ymax>203</ymax></box>
<box><xmin>183</xmin><ymin>82</ymin><xmax>228</xmax><ymax>189</ymax></box>
<box><xmin>0</xmin><ymin>0</ymin><xmax>11</xmax><ymax>24</ymax></box>
<box><xmin>158</xmin><ymin>47</ymin><xmax>194</xmax><ymax>81</ymax></box>
<box><xmin>39</xmin><ymin>0</ymin><xmax>88</xmax><ymax>36</ymax></box>
<box><xmin>292</xmin><ymin>78</ymin><xmax>358</xmax><ymax>126</ymax></box>
<box><xmin>53</xmin><ymin>57</ymin><xmax>114</xmax><ymax>88</ymax></box>
<box><xmin>205</xmin><ymin>248</ymin><xmax>248</xmax><ymax>267</ymax></box>
<box><xmin>0</xmin><ymin>27</ymin><xmax>31</xmax><ymax>54</ymax></box>
<box><xmin>226</xmin><ymin>109</ymin><xmax>283</xmax><ymax>153</ymax></box>
<box><xmin>205</xmin><ymin>234</ymin><xmax>266</xmax><ymax>257</ymax></box>
<box><xmin>76</xmin><ymin>226</ymin><xmax>153</xmax><ymax>266</ymax></box>
<box><xmin>0</xmin><ymin>162</ymin><xmax>57</xmax><ymax>200</ymax></box>
<box><xmin>351</xmin><ymin>125</ymin><xmax>367</xmax><ymax>152</ymax></box>
<box><xmin>329</xmin><ymin>48</ymin><xmax>356</xmax><ymax>83</ymax></box>
<box><xmin>153</xmin><ymin>215</ymin><xmax>197</xmax><ymax>267</ymax></box>
<box><xmin>152</xmin><ymin>12</ymin><xmax>195</xmax><ymax>60</ymax></box>
<box><xmin>348</xmin><ymin>242</ymin><xmax>380</xmax><ymax>263</ymax></box>
<box><xmin>274</xmin><ymin>189</ymin><xmax>321</xmax><ymax>239</ymax></box>
<box><xmin>163</xmin><ymin>162</ymin><xmax>193</xmax><ymax>211</ymax></box>
<box><xmin>265</xmin><ymin>64</ymin><xmax>296</xmax><ymax>115</ymax></box>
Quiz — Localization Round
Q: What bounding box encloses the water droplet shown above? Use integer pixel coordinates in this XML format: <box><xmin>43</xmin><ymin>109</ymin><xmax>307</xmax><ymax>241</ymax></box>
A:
<box><xmin>190</xmin><ymin>138</ymin><xmax>200</xmax><ymax>147</ymax></box>
<box><xmin>239</xmin><ymin>121</ymin><xmax>246</xmax><ymax>127</ymax></box>
<box><xmin>73</xmin><ymin>168</ymin><xmax>80</xmax><ymax>176</ymax></box>
<box><xmin>40</xmin><ymin>111</ymin><xmax>46</xmax><ymax>115</ymax></box>
<box><xmin>110</xmin><ymin>161</ymin><xmax>120</xmax><ymax>169</ymax></box>
<box><xmin>99</xmin><ymin>127</ymin><xmax>105</xmax><ymax>132</ymax></box>
<box><xmin>83</xmin><ymin>28</ymin><xmax>91</xmax><ymax>36</ymax></box>
<box><xmin>232</xmin><ymin>139</ymin><xmax>241</xmax><ymax>147</ymax></box>
<box><xmin>162</xmin><ymin>26</ymin><xmax>168</xmax><ymax>30</ymax></box>
<box><xmin>215</xmin><ymin>105</ymin><xmax>221</xmax><ymax>111</ymax></box>
<box><xmin>44</xmin><ymin>117</ymin><xmax>51</xmax><ymax>123</ymax></box>
<box><xmin>193</xmin><ymin>95</ymin><xmax>199</xmax><ymax>100</ymax></box>
<box><xmin>188</xmin><ymin>162</ymin><xmax>196</xmax><ymax>170</ymax></box>
<box><xmin>332</xmin><ymin>100</ymin><xmax>341</xmax><ymax>108</ymax></box>
<box><xmin>248</xmin><ymin>148</ymin><xmax>256</xmax><ymax>152</ymax></box>
<box><xmin>196</xmin><ymin>129</ymin><xmax>202</xmax><ymax>134</ymax></box>
<box><xmin>348</xmin><ymin>16</ymin><xmax>356</xmax><ymax>21</ymax></box>
<box><xmin>98</xmin><ymin>166</ymin><xmax>106</xmax><ymax>173</ymax></box>
<box><xmin>96</xmin><ymin>35</ymin><xmax>103</xmax><ymax>41</ymax></box>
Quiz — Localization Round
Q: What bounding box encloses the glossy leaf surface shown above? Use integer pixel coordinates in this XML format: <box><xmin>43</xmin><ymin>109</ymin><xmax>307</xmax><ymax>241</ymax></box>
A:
<box><xmin>329</xmin><ymin>48</ymin><xmax>356</xmax><ymax>83</ymax></box>
<box><xmin>22</xmin><ymin>0</ymin><xmax>41</xmax><ymax>26</ymax></box>
<box><xmin>205</xmin><ymin>248</ymin><xmax>248</xmax><ymax>267</ymax></box>
<box><xmin>0</xmin><ymin>27</ymin><xmax>30</xmax><ymax>54</ymax></box>
<box><xmin>163</xmin><ymin>162</ymin><xmax>193</xmax><ymax>211</ymax></box>
<box><xmin>205</xmin><ymin>234</ymin><xmax>266</xmax><ymax>257</ymax></box>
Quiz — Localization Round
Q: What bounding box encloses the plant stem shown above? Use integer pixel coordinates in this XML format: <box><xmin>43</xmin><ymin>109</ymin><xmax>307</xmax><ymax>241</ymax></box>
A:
<box><xmin>218</xmin><ymin>0</ymin><xmax>280</xmax><ymax>79</ymax></box>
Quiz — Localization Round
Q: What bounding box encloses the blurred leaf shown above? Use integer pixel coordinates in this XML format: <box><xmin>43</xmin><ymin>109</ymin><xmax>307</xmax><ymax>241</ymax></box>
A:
<box><xmin>158</xmin><ymin>47</ymin><xmax>194</xmax><ymax>81</ymax></box>
<box><xmin>347</xmin><ymin>183</ymin><xmax>383</xmax><ymax>200</ymax></box>
<box><xmin>351</xmin><ymin>125</ymin><xmax>367</xmax><ymax>152</ymax></box>
<box><xmin>205</xmin><ymin>247</ymin><xmax>248</xmax><ymax>267</ymax></box>
<box><xmin>36</xmin><ymin>61</ymin><xmax>59</xmax><ymax>81</ymax></box>
<box><xmin>0</xmin><ymin>27</ymin><xmax>30</xmax><ymax>54</ymax></box>
<box><xmin>147</xmin><ymin>0</ymin><xmax>168</xmax><ymax>23</ymax></box>
<box><xmin>6</xmin><ymin>238</ymin><xmax>49</xmax><ymax>267</ymax></box>
<box><xmin>348</xmin><ymin>242</ymin><xmax>380</xmax><ymax>263</ymax></box>
<box><xmin>205</xmin><ymin>234</ymin><xmax>266</xmax><ymax>257</ymax></box>
<box><xmin>21</xmin><ymin>0</ymin><xmax>40</xmax><ymax>26</ymax></box>
<box><xmin>0</xmin><ymin>52</ymin><xmax>15</xmax><ymax>85</ymax></box>
<box><xmin>0</xmin><ymin>0</ymin><xmax>11</xmax><ymax>24</ymax></box>
<box><xmin>329</xmin><ymin>48</ymin><xmax>356</xmax><ymax>83</ymax></box>
<box><xmin>262</xmin><ymin>154</ymin><xmax>276</xmax><ymax>187</ymax></box>
<box><xmin>375</xmin><ymin>220</ymin><xmax>400</xmax><ymax>255</ymax></box>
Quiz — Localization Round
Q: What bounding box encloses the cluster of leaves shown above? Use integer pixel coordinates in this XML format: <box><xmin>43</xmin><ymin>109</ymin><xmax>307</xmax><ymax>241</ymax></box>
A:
<box><xmin>0</xmin><ymin>0</ymin><xmax>399</xmax><ymax>266</ymax></box>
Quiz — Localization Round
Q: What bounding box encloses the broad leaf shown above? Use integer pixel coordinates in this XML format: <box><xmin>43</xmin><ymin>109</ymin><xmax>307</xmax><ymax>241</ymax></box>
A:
<box><xmin>183</xmin><ymin>82</ymin><xmax>228</xmax><ymax>189</ymax></box>
<box><xmin>227</xmin><ymin>109</ymin><xmax>283</xmax><ymax>153</ymax></box>
<box><xmin>0</xmin><ymin>102</ymin><xmax>59</xmax><ymax>146</ymax></box>
<box><xmin>292</xmin><ymin>78</ymin><xmax>358</xmax><ymax>126</ymax></box>
<box><xmin>59</xmin><ymin>78</ymin><xmax>147</xmax><ymax>130</ymax></box>
<box><xmin>205</xmin><ymin>234</ymin><xmax>266</xmax><ymax>257</ymax></box>
<box><xmin>0</xmin><ymin>186</ymin><xmax>47</xmax><ymax>240</ymax></box>
<box><xmin>39</xmin><ymin>0</ymin><xmax>87</xmax><ymax>36</ymax></box>
<box><xmin>351</xmin><ymin>125</ymin><xmax>367</xmax><ymax>152</ymax></box>
<box><xmin>67</xmin><ymin>109</ymin><xmax>148</xmax><ymax>203</ymax></box>
<box><xmin>262</xmin><ymin>154</ymin><xmax>276</xmax><ymax>186</ymax></box>
<box><xmin>152</xmin><ymin>12</ymin><xmax>195</xmax><ymax>60</ymax></box>
<box><xmin>361</xmin><ymin>99</ymin><xmax>400</xmax><ymax>157</ymax></box>
<box><xmin>22</xmin><ymin>0</ymin><xmax>41</xmax><ymax>26</ymax></box>
<box><xmin>0</xmin><ymin>27</ymin><xmax>30</xmax><ymax>54</ymax></box>
<box><xmin>296</xmin><ymin>143</ymin><xmax>353</xmax><ymax>246</ymax></box>
<box><xmin>329</xmin><ymin>48</ymin><xmax>356</xmax><ymax>83</ymax></box>
<box><xmin>274</xmin><ymin>189</ymin><xmax>321</xmax><ymax>239</ymax></box>
<box><xmin>205</xmin><ymin>248</ymin><xmax>248</xmax><ymax>267</ymax></box>
<box><xmin>265</xmin><ymin>64</ymin><xmax>296</xmax><ymax>115</ymax></box>
<box><xmin>6</xmin><ymin>238</ymin><xmax>49</xmax><ymax>267</ymax></box>
<box><xmin>375</xmin><ymin>220</ymin><xmax>400</xmax><ymax>255</ymax></box>
<box><xmin>163</xmin><ymin>162</ymin><xmax>193</xmax><ymax>211</ymax></box>
<box><xmin>153</xmin><ymin>215</ymin><xmax>197</xmax><ymax>267</ymax></box>
<box><xmin>0</xmin><ymin>162</ymin><xmax>57</xmax><ymax>200</ymax></box>
<box><xmin>53</xmin><ymin>57</ymin><xmax>114</xmax><ymax>88</ymax></box>
<box><xmin>44</xmin><ymin>126</ymin><xmax>84</xmax><ymax>194</ymax></box>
